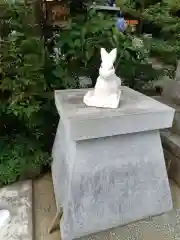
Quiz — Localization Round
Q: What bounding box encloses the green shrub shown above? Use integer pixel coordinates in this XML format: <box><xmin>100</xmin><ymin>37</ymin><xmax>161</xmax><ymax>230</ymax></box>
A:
<box><xmin>0</xmin><ymin>135</ymin><xmax>50</xmax><ymax>186</ymax></box>
<box><xmin>53</xmin><ymin>10</ymin><xmax>161</xmax><ymax>90</ymax></box>
<box><xmin>0</xmin><ymin>4</ymin><xmax>58</xmax><ymax>185</ymax></box>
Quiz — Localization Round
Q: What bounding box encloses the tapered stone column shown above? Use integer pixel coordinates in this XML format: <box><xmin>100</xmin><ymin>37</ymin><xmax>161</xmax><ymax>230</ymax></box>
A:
<box><xmin>52</xmin><ymin>87</ymin><xmax>175</xmax><ymax>240</ymax></box>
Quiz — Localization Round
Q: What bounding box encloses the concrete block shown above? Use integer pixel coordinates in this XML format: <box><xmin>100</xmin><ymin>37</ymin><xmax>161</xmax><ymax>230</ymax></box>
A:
<box><xmin>52</xmin><ymin>87</ymin><xmax>175</xmax><ymax>240</ymax></box>
<box><xmin>55</xmin><ymin>87</ymin><xmax>174</xmax><ymax>141</ymax></box>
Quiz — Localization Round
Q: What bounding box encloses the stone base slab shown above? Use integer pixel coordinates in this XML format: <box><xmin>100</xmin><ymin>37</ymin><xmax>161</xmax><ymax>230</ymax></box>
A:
<box><xmin>153</xmin><ymin>96</ymin><xmax>180</xmax><ymax>135</ymax></box>
<box><xmin>55</xmin><ymin>87</ymin><xmax>174</xmax><ymax>141</ymax></box>
<box><xmin>0</xmin><ymin>180</ymin><xmax>32</xmax><ymax>240</ymax></box>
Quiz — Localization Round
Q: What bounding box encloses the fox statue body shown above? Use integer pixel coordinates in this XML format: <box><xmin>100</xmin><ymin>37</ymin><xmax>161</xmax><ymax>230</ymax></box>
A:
<box><xmin>83</xmin><ymin>48</ymin><xmax>121</xmax><ymax>109</ymax></box>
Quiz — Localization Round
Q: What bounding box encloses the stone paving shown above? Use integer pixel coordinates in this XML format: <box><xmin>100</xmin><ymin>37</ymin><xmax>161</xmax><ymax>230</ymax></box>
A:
<box><xmin>33</xmin><ymin>173</ymin><xmax>60</xmax><ymax>240</ymax></box>
<box><xmin>0</xmin><ymin>180</ymin><xmax>32</xmax><ymax>240</ymax></box>
<box><xmin>33</xmin><ymin>173</ymin><xmax>180</xmax><ymax>240</ymax></box>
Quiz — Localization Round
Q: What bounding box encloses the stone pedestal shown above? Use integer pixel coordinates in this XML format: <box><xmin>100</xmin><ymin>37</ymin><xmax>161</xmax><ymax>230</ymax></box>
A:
<box><xmin>52</xmin><ymin>87</ymin><xmax>175</xmax><ymax>240</ymax></box>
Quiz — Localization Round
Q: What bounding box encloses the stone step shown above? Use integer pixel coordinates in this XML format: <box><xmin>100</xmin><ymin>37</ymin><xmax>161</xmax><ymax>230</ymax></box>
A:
<box><xmin>161</xmin><ymin>130</ymin><xmax>180</xmax><ymax>186</ymax></box>
<box><xmin>164</xmin><ymin>148</ymin><xmax>180</xmax><ymax>187</ymax></box>
<box><xmin>161</xmin><ymin>130</ymin><xmax>180</xmax><ymax>159</ymax></box>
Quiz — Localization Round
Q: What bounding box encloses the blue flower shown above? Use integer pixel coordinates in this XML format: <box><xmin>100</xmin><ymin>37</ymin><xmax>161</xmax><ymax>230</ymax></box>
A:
<box><xmin>116</xmin><ymin>17</ymin><xmax>126</xmax><ymax>32</ymax></box>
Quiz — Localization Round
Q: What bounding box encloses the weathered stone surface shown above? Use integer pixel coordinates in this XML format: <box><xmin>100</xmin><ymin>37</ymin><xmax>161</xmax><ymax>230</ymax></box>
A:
<box><xmin>172</xmin><ymin>109</ymin><xmax>180</xmax><ymax>135</ymax></box>
<box><xmin>152</xmin><ymin>97</ymin><xmax>180</xmax><ymax>135</ymax></box>
<box><xmin>164</xmin><ymin>148</ymin><xmax>180</xmax><ymax>187</ymax></box>
<box><xmin>34</xmin><ymin>174</ymin><xmax>180</xmax><ymax>240</ymax></box>
<box><xmin>0</xmin><ymin>180</ymin><xmax>32</xmax><ymax>240</ymax></box>
<box><xmin>55</xmin><ymin>87</ymin><xmax>174</xmax><ymax>141</ymax></box>
<box><xmin>153</xmin><ymin>76</ymin><xmax>172</xmax><ymax>93</ymax></box>
<box><xmin>161</xmin><ymin>131</ymin><xmax>180</xmax><ymax>159</ymax></box>
<box><xmin>52</xmin><ymin>88</ymin><xmax>174</xmax><ymax>240</ymax></box>
<box><xmin>79</xmin><ymin>179</ymin><xmax>180</xmax><ymax>240</ymax></box>
<box><xmin>159</xmin><ymin>102</ymin><xmax>180</xmax><ymax>135</ymax></box>
<box><xmin>161</xmin><ymin>131</ymin><xmax>180</xmax><ymax>185</ymax></box>
<box><xmin>155</xmin><ymin>61</ymin><xmax>180</xmax><ymax>104</ymax></box>
<box><xmin>162</xmin><ymin>81</ymin><xmax>180</xmax><ymax>105</ymax></box>
<box><xmin>52</xmin><ymin>128</ymin><xmax>173</xmax><ymax>240</ymax></box>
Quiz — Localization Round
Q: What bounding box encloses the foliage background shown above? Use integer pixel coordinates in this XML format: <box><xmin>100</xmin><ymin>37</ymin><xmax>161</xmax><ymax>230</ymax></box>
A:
<box><xmin>116</xmin><ymin>0</ymin><xmax>180</xmax><ymax>65</ymax></box>
<box><xmin>0</xmin><ymin>4</ymin><xmax>57</xmax><ymax>185</ymax></box>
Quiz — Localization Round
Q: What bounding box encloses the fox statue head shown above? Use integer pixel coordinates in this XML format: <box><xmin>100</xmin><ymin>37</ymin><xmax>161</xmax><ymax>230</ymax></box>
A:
<box><xmin>99</xmin><ymin>48</ymin><xmax>117</xmax><ymax>78</ymax></box>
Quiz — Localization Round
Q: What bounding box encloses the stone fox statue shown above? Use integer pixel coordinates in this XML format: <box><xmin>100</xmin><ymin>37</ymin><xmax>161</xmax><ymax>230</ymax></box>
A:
<box><xmin>83</xmin><ymin>48</ymin><xmax>122</xmax><ymax>109</ymax></box>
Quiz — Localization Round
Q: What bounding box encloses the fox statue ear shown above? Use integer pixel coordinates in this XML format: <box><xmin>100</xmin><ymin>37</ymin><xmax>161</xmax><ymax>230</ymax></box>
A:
<box><xmin>109</xmin><ymin>48</ymin><xmax>117</xmax><ymax>63</ymax></box>
<box><xmin>100</xmin><ymin>48</ymin><xmax>108</xmax><ymax>60</ymax></box>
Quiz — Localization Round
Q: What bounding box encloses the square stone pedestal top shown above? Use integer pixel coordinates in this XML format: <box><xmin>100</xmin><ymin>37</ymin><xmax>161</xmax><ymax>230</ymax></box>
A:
<box><xmin>55</xmin><ymin>87</ymin><xmax>175</xmax><ymax>140</ymax></box>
